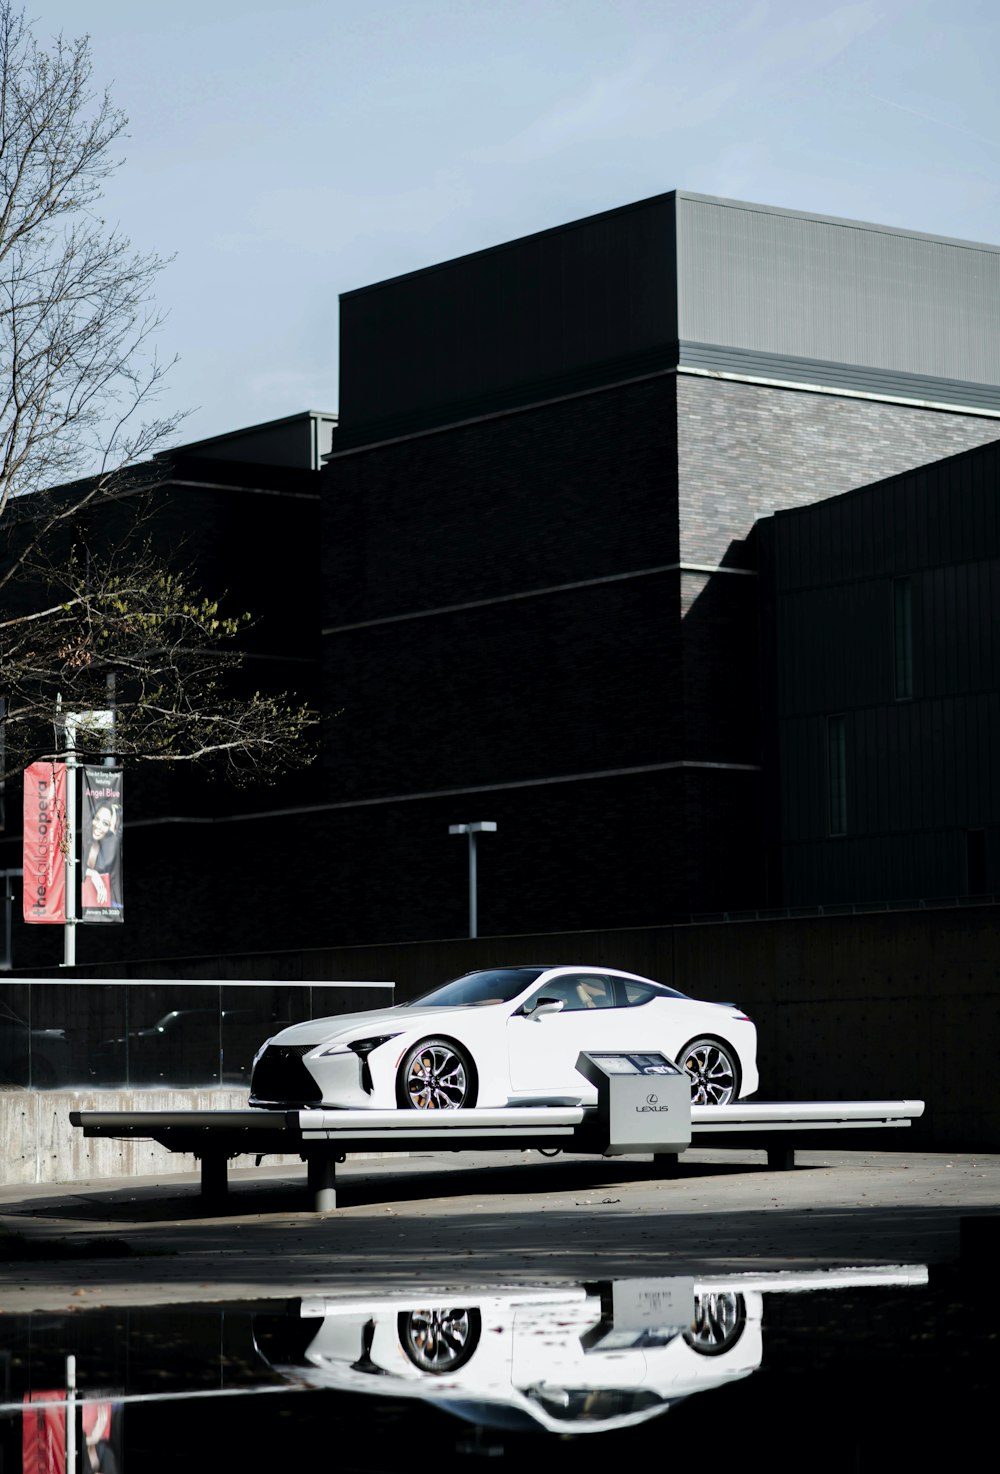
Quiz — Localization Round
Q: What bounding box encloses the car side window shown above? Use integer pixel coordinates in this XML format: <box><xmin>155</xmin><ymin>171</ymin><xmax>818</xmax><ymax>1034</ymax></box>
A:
<box><xmin>621</xmin><ymin>980</ymin><xmax>660</xmax><ymax>1006</ymax></box>
<box><xmin>533</xmin><ymin>974</ymin><xmax>615</xmax><ymax>1011</ymax></box>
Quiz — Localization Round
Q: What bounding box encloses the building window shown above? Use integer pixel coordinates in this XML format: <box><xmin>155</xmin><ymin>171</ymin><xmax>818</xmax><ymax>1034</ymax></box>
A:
<box><xmin>893</xmin><ymin>577</ymin><xmax>913</xmax><ymax>701</ymax></box>
<box><xmin>828</xmin><ymin>714</ymin><xmax>847</xmax><ymax>836</ymax></box>
<box><xmin>966</xmin><ymin>829</ymin><xmax>987</xmax><ymax>896</ymax></box>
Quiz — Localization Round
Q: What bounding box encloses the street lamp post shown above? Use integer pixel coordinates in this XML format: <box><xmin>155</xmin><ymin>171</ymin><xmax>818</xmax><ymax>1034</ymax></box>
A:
<box><xmin>448</xmin><ymin>822</ymin><xmax>497</xmax><ymax>938</ymax></box>
<box><xmin>0</xmin><ymin>868</ymin><xmax>23</xmax><ymax>971</ymax></box>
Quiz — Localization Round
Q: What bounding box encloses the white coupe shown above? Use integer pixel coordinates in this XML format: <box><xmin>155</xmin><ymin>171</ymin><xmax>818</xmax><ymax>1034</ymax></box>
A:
<box><xmin>249</xmin><ymin>965</ymin><xmax>758</xmax><ymax>1110</ymax></box>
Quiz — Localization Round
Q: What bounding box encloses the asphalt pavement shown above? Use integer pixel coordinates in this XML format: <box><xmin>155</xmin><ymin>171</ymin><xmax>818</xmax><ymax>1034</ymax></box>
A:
<box><xmin>2</xmin><ymin>1143</ymin><xmax>1000</xmax><ymax>1312</ymax></box>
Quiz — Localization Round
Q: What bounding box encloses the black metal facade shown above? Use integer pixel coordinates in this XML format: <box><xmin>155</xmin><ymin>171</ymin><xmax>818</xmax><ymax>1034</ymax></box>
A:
<box><xmin>760</xmin><ymin>438</ymin><xmax>1000</xmax><ymax>906</ymax></box>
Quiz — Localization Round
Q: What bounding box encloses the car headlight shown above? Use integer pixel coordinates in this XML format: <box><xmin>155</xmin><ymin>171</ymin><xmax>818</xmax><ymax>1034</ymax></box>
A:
<box><xmin>321</xmin><ymin>1033</ymin><xmax>402</xmax><ymax>1096</ymax></box>
<box><xmin>318</xmin><ymin>1033</ymin><xmax>402</xmax><ymax>1059</ymax></box>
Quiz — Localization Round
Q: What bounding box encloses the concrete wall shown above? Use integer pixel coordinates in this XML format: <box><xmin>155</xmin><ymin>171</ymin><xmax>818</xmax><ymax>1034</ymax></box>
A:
<box><xmin>0</xmin><ymin>1087</ymin><xmax>308</xmax><ymax>1186</ymax></box>
<box><xmin>670</xmin><ymin>905</ymin><xmax>1000</xmax><ymax>1152</ymax></box>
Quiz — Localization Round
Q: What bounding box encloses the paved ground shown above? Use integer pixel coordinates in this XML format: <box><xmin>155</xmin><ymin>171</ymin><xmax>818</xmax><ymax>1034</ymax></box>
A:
<box><xmin>3</xmin><ymin>1144</ymin><xmax>999</xmax><ymax>1312</ymax></box>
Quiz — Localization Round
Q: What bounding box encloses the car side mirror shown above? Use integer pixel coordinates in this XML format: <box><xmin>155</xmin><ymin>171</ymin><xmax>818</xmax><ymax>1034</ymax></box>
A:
<box><xmin>522</xmin><ymin>996</ymin><xmax>565</xmax><ymax>1019</ymax></box>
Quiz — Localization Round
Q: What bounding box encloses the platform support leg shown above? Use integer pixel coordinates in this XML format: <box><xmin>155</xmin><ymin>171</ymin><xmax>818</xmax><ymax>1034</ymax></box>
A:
<box><xmin>767</xmin><ymin>1144</ymin><xmax>795</xmax><ymax>1170</ymax></box>
<box><xmin>650</xmin><ymin>1153</ymin><xmax>682</xmax><ymax>1177</ymax></box>
<box><xmin>201</xmin><ymin>1153</ymin><xmax>228</xmax><ymax>1203</ymax></box>
<box><xmin>307</xmin><ymin>1152</ymin><xmax>338</xmax><ymax>1212</ymax></box>
<box><xmin>961</xmin><ymin>1215</ymin><xmax>1000</xmax><ymax>1266</ymax></box>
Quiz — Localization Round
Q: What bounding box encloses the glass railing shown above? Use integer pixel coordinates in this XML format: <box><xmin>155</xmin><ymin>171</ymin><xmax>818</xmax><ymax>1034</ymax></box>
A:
<box><xmin>0</xmin><ymin>979</ymin><xmax>394</xmax><ymax>1090</ymax></box>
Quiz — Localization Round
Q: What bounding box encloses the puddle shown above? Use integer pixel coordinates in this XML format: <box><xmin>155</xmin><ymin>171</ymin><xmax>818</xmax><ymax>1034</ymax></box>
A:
<box><xmin>1</xmin><ymin>1263</ymin><xmax>995</xmax><ymax>1469</ymax></box>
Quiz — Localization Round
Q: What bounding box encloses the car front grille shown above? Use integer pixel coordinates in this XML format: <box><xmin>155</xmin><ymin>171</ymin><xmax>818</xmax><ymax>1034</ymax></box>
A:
<box><xmin>250</xmin><ymin>1044</ymin><xmax>322</xmax><ymax>1105</ymax></box>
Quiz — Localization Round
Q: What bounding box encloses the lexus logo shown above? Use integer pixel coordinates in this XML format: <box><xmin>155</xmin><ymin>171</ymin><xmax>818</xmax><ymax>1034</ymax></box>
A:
<box><xmin>646</xmin><ymin>1092</ymin><xmax>658</xmax><ymax>1105</ymax></box>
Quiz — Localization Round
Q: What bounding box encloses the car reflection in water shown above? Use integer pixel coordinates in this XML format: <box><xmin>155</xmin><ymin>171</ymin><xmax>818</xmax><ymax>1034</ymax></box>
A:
<box><xmin>0</xmin><ymin>1266</ymin><xmax>938</xmax><ymax>1472</ymax></box>
<box><xmin>252</xmin><ymin>1267</ymin><xmax>928</xmax><ymax>1436</ymax></box>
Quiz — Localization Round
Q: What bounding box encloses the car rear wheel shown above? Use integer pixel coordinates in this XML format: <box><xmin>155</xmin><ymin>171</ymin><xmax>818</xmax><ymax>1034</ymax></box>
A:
<box><xmin>396</xmin><ymin>1038</ymin><xmax>476</xmax><ymax>1110</ymax></box>
<box><xmin>683</xmin><ymin>1291</ymin><xmax>747</xmax><ymax>1354</ymax></box>
<box><xmin>398</xmin><ymin>1307</ymin><xmax>482</xmax><ymax>1372</ymax></box>
<box><xmin>678</xmin><ymin>1037</ymin><xmax>739</xmax><ymax>1105</ymax></box>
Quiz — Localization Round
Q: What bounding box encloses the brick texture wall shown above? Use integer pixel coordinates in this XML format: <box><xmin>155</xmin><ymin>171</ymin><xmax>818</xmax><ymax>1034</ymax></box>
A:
<box><xmin>676</xmin><ymin>374</ymin><xmax>1000</xmax><ymax>567</ymax></box>
<box><xmin>323</xmin><ymin>377</ymin><xmax>680</xmax><ymax>629</ymax></box>
<box><xmin>675</xmin><ymin>375</ymin><xmax>1000</xmax><ymax>882</ymax></box>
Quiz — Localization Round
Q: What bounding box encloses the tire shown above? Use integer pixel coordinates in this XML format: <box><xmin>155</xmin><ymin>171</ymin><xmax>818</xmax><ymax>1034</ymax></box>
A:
<box><xmin>398</xmin><ymin>1307</ymin><xmax>482</xmax><ymax>1373</ymax></box>
<box><xmin>396</xmin><ymin>1038</ymin><xmax>477</xmax><ymax>1110</ymax></box>
<box><xmin>683</xmin><ymin>1292</ymin><xmax>747</xmax><ymax>1355</ymax></box>
<box><xmin>678</xmin><ymin>1037</ymin><xmax>739</xmax><ymax>1106</ymax></box>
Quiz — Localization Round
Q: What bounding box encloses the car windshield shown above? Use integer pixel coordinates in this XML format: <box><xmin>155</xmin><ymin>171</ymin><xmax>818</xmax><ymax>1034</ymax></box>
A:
<box><xmin>406</xmin><ymin>968</ymin><xmax>547</xmax><ymax>1008</ymax></box>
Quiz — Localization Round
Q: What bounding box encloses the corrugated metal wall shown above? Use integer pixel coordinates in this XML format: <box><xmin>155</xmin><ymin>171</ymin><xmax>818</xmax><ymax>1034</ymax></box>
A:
<box><xmin>762</xmin><ymin>438</ymin><xmax>1000</xmax><ymax>905</ymax></box>
<box><xmin>676</xmin><ymin>192</ymin><xmax>1000</xmax><ymax>386</ymax></box>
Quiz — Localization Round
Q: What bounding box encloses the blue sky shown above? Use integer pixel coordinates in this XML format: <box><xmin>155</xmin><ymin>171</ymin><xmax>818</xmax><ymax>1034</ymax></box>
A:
<box><xmin>30</xmin><ymin>0</ymin><xmax>1000</xmax><ymax>446</ymax></box>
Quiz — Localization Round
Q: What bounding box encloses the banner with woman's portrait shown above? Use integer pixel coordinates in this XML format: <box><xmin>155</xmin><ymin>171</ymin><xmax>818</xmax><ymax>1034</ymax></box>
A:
<box><xmin>81</xmin><ymin>768</ymin><xmax>123</xmax><ymax>924</ymax></box>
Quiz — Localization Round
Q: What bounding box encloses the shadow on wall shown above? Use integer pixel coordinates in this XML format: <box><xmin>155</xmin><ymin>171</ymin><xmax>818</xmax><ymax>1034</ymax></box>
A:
<box><xmin>678</xmin><ymin>525</ymin><xmax>769</xmax><ymax>914</ymax></box>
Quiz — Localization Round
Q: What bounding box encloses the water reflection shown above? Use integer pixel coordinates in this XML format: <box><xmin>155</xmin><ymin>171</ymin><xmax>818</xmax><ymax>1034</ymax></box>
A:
<box><xmin>0</xmin><ymin>1264</ymin><xmax>950</xmax><ymax>1469</ymax></box>
<box><xmin>254</xmin><ymin>1277</ymin><xmax>769</xmax><ymax>1432</ymax></box>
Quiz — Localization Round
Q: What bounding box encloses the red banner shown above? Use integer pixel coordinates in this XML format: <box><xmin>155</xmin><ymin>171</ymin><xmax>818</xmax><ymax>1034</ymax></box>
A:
<box><xmin>22</xmin><ymin>1393</ymin><xmax>65</xmax><ymax>1474</ymax></box>
<box><xmin>22</xmin><ymin>1394</ymin><xmax>120</xmax><ymax>1474</ymax></box>
<box><xmin>22</xmin><ymin>763</ymin><xmax>66</xmax><ymax>924</ymax></box>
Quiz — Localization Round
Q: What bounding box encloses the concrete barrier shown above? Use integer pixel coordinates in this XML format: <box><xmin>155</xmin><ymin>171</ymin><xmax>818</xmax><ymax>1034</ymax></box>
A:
<box><xmin>0</xmin><ymin>1088</ymin><xmax>308</xmax><ymax>1186</ymax></box>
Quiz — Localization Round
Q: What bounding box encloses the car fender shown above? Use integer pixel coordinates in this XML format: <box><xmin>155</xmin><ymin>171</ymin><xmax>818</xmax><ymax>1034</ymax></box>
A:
<box><xmin>365</xmin><ymin>1012</ymin><xmax>513</xmax><ymax>1108</ymax></box>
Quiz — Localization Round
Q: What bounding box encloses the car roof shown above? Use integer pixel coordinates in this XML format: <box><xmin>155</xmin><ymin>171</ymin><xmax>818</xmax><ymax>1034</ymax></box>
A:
<box><xmin>462</xmin><ymin>964</ymin><xmax>657</xmax><ymax>980</ymax></box>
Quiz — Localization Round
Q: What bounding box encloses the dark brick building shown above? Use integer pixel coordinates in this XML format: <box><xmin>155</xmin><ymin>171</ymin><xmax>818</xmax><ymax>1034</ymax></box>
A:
<box><xmin>5</xmin><ymin>192</ymin><xmax>1000</xmax><ymax>969</ymax></box>
<box><xmin>318</xmin><ymin>191</ymin><xmax>1000</xmax><ymax>940</ymax></box>
<box><xmin>1</xmin><ymin>412</ymin><xmax>332</xmax><ymax>971</ymax></box>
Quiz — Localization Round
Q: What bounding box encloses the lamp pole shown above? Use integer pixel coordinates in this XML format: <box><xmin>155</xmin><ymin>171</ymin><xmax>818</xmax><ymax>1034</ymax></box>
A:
<box><xmin>62</xmin><ymin>712</ymin><xmax>78</xmax><ymax>969</ymax></box>
<box><xmin>0</xmin><ymin>868</ymin><xmax>22</xmax><ymax>971</ymax></box>
<box><xmin>448</xmin><ymin>822</ymin><xmax>497</xmax><ymax>938</ymax></box>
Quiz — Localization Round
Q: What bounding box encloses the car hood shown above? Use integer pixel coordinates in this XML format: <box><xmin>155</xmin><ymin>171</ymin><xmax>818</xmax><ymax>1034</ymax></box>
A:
<box><xmin>265</xmin><ymin>1004</ymin><xmax>486</xmax><ymax>1050</ymax></box>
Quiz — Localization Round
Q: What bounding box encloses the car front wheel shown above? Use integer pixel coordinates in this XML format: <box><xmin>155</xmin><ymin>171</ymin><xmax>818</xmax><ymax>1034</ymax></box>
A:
<box><xmin>679</xmin><ymin>1037</ymin><xmax>739</xmax><ymax>1105</ymax></box>
<box><xmin>396</xmin><ymin>1038</ymin><xmax>476</xmax><ymax>1109</ymax></box>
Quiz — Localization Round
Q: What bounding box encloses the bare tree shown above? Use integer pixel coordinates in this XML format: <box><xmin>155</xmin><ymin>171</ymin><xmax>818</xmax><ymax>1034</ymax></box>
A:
<box><xmin>0</xmin><ymin>3</ymin><xmax>180</xmax><ymax>520</ymax></box>
<box><xmin>0</xmin><ymin>500</ymin><xmax>319</xmax><ymax>784</ymax></box>
<box><xmin>0</xmin><ymin>7</ymin><xmax>318</xmax><ymax>783</ymax></box>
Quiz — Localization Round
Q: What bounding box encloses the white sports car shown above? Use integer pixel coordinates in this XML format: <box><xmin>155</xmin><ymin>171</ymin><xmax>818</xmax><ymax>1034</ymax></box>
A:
<box><xmin>249</xmin><ymin>965</ymin><xmax>758</xmax><ymax>1110</ymax></box>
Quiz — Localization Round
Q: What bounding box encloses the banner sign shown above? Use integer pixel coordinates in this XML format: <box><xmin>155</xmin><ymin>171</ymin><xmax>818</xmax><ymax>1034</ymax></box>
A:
<box><xmin>22</xmin><ymin>762</ymin><xmax>66</xmax><ymax>924</ymax></box>
<box><xmin>23</xmin><ymin>1394</ymin><xmax>122</xmax><ymax>1474</ymax></box>
<box><xmin>81</xmin><ymin>767</ymin><xmax>123</xmax><ymax>924</ymax></box>
<box><xmin>22</xmin><ymin>1392</ymin><xmax>65</xmax><ymax>1474</ymax></box>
